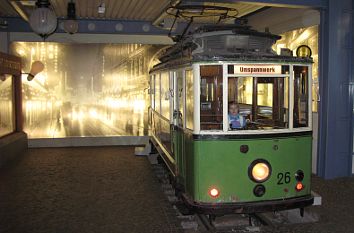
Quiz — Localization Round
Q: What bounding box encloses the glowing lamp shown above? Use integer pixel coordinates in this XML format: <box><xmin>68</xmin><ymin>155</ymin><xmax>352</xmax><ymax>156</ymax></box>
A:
<box><xmin>208</xmin><ymin>188</ymin><xmax>220</xmax><ymax>198</ymax></box>
<box><xmin>27</xmin><ymin>61</ymin><xmax>45</xmax><ymax>81</ymax></box>
<box><xmin>248</xmin><ymin>159</ymin><xmax>272</xmax><ymax>183</ymax></box>
<box><xmin>296</xmin><ymin>182</ymin><xmax>304</xmax><ymax>191</ymax></box>
<box><xmin>29</xmin><ymin>0</ymin><xmax>57</xmax><ymax>39</ymax></box>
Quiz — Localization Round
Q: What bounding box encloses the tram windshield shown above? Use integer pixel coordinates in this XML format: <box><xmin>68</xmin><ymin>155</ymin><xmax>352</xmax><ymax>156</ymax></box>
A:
<box><xmin>199</xmin><ymin>64</ymin><xmax>310</xmax><ymax>131</ymax></box>
<box><xmin>228</xmin><ymin>76</ymin><xmax>289</xmax><ymax>130</ymax></box>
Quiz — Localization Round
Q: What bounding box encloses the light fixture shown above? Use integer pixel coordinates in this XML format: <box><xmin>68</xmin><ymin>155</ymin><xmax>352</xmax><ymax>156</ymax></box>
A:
<box><xmin>29</xmin><ymin>0</ymin><xmax>57</xmax><ymax>39</ymax></box>
<box><xmin>64</xmin><ymin>0</ymin><xmax>79</xmax><ymax>34</ymax></box>
<box><xmin>295</xmin><ymin>182</ymin><xmax>304</xmax><ymax>191</ymax></box>
<box><xmin>98</xmin><ymin>2</ymin><xmax>105</xmax><ymax>14</ymax></box>
<box><xmin>248</xmin><ymin>159</ymin><xmax>272</xmax><ymax>183</ymax></box>
<box><xmin>208</xmin><ymin>187</ymin><xmax>220</xmax><ymax>198</ymax></box>
<box><xmin>296</xmin><ymin>45</ymin><xmax>312</xmax><ymax>58</ymax></box>
<box><xmin>27</xmin><ymin>61</ymin><xmax>45</xmax><ymax>81</ymax></box>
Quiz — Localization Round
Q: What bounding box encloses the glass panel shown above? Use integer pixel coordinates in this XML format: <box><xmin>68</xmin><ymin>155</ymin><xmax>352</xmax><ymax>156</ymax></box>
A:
<box><xmin>200</xmin><ymin>65</ymin><xmax>223</xmax><ymax>130</ymax></box>
<box><xmin>256</xmin><ymin>77</ymin><xmax>289</xmax><ymax>129</ymax></box>
<box><xmin>160</xmin><ymin>72</ymin><xmax>170</xmax><ymax>120</ymax></box>
<box><xmin>185</xmin><ymin>70</ymin><xmax>194</xmax><ymax>130</ymax></box>
<box><xmin>228</xmin><ymin>77</ymin><xmax>252</xmax><ymax>130</ymax></box>
<box><xmin>293</xmin><ymin>66</ymin><xmax>309</xmax><ymax>127</ymax></box>
<box><xmin>0</xmin><ymin>75</ymin><xmax>14</xmax><ymax>137</ymax></box>
<box><xmin>228</xmin><ymin>76</ymin><xmax>289</xmax><ymax>130</ymax></box>
<box><xmin>155</xmin><ymin>74</ymin><xmax>160</xmax><ymax>113</ymax></box>
<box><xmin>176</xmin><ymin>71</ymin><xmax>184</xmax><ymax>127</ymax></box>
<box><xmin>150</xmin><ymin>75</ymin><xmax>155</xmax><ymax>110</ymax></box>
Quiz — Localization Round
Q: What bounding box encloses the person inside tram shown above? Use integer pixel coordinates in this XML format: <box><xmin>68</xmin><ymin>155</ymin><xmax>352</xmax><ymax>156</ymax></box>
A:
<box><xmin>228</xmin><ymin>101</ymin><xmax>246</xmax><ymax>129</ymax></box>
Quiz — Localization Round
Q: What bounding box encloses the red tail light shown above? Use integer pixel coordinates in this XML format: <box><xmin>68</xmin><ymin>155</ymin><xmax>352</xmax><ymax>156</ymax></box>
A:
<box><xmin>295</xmin><ymin>182</ymin><xmax>304</xmax><ymax>191</ymax></box>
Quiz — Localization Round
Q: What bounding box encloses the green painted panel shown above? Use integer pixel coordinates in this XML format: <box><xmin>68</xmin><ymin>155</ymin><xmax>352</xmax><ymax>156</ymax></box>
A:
<box><xmin>184</xmin><ymin>133</ymin><xmax>197</xmax><ymax>198</ymax></box>
<box><xmin>189</xmin><ymin>136</ymin><xmax>312</xmax><ymax>203</ymax></box>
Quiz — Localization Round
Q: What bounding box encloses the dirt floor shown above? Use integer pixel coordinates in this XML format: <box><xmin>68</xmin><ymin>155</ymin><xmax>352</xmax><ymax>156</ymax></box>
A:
<box><xmin>0</xmin><ymin>146</ymin><xmax>353</xmax><ymax>233</ymax></box>
<box><xmin>0</xmin><ymin>147</ymin><xmax>183</xmax><ymax>233</ymax></box>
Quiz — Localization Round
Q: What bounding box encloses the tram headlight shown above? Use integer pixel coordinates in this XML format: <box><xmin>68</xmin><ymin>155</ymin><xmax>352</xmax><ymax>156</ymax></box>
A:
<box><xmin>248</xmin><ymin>159</ymin><xmax>272</xmax><ymax>183</ymax></box>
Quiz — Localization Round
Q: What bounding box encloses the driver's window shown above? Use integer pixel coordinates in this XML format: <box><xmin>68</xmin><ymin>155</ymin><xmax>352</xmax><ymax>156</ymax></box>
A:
<box><xmin>228</xmin><ymin>77</ymin><xmax>252</xmax><ymax>130</ymax></box>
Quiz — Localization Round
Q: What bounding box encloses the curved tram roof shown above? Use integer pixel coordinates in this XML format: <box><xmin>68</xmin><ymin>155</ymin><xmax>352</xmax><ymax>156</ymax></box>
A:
<box><xmin>150</xmin><ymin>25</ymin><xmax>312</xmax><ymax>72</ymax></box>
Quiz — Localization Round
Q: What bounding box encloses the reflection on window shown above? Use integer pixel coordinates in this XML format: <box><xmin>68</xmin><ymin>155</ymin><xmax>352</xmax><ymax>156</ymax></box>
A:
<box><xmin>200</xmin><ymin>65</ymin><xmax>223</xmax><ymax>130</ymax></box>
<box><xmin>150</xmin><ymin>75</ymin><xmax>155</xmax><ymax>110</ymax></box>
<box><xmin>294</xmin><ymin>66</ymin><xmax>309</xmax><ymax>128</ymax></box>
<box><xmin>160</xmin><ymin>72</ymin><xmax>170</xmax><ymax>120</ymax></box>
<box><xmin>176</xmin><ymin>71</ymin><xmax>184</xmax><ymax>127</ymax></box>
<box><xmin>228</xmin><ymin>76</ymin><xmax>289</xmax><ymax>130</ymax></box>
<box><xmin>274</xmin><ymin>26</ymin><xmax>318</xmax><ymax>112</ymax></box>
<box><xmin>185</xmin><ymin>70</ymin><xmax>194</xmax><ymax>130</ymax></box>
<box><xmin>155</xmin><ymin>74</ymin><xmax>161</xmax><ymax>113</ymax></box>
<box><xmin>0</xmin><ymin>75</ymin><xmax>14</xmax><ymax>137</ymax></box>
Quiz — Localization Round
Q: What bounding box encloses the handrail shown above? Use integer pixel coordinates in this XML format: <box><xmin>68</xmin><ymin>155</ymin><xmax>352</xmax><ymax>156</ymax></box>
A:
<box><xmin>151</xmin><ymin>109</ymin><xmax>170</xmax><ymax>123</ymax></box>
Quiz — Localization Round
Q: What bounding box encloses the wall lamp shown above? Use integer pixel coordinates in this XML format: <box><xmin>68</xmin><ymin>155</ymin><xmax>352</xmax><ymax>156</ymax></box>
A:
<box><xmin>26</xmin><ymin>61</ymin><xmax>45</xmax><ymax>81</ymax></box>
<box><xmin>0</xmin><ymin>61</ymin><xmax>44</xmax><ymax>82</ymax></box>
<box><xmin>29</xmin><ymin>0</ymin><xmax>57</xmax><ymax>39</ymax></box>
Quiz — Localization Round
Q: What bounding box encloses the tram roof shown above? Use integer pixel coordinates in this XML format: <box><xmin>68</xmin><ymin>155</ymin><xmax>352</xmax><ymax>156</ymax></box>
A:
<box><xmin>150</xmin><ymin>55</ymin><xmax>313</xmax><ymax>73</ymax></box>
<box><xmin>150</xmin><ymin>25</ymin><xmax>313</xmax><ymax>73</ymax></box>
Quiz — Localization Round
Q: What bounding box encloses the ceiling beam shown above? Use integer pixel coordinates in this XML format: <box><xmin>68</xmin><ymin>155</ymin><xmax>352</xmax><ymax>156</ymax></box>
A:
<box><xmin>182</xmin><ymin>0</ymin><xmax>328</xmax><ymax>9</ymax></box>
<box><xmin>0</xmin><ymin>17</ymin><xmax>193</xmax><ymax>36</ymax></box>
<box><xmin>7</xmin><ymin>0</ymin><xmax>30</xmax><ymax>21</ymax></box>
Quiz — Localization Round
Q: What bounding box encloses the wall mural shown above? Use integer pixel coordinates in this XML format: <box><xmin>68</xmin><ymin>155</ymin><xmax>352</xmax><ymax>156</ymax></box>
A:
<box><xmin>11</xmin><ymin>42</ymin><xmax>164</xmax><ymax>138</ymax></box>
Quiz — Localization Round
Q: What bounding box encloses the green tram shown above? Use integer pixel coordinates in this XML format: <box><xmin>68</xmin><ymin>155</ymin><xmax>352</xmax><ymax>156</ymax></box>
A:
<box><xmin>149</xmin><ymin>25</ymin><xmax>314</xmax><ymax>214</ymax></box>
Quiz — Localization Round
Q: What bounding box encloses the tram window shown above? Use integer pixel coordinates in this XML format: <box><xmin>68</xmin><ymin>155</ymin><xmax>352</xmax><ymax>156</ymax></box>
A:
<box><xmin>228</xmin><ymin>76</ymin><xmax>253</xmax><ymax>121</ymax></box>
<box><xmin>186</xmin><ymin>70</ymin><xmax>194</xmax><ymax>130</ymax></box>
<box><xmin>161</xmin><ymin>72</ymin><xmax>170</xmax><ymax>120</ymax></box>
<box><xmin>200</xmin><ymin>65</ymin><xmax>223</xmax><ymax>130</ymax></box>
<box><xmin>228</xmin><ymin>76</ymin><xmax>289</xmax><ymax>130</ymax></box>
<box><xmin>150</xmin><ymin>75</ymin><xmax>155</xmax><ymax>110</ymax></box>
<box><xmin>155</xmin><ymin>73</ymin><xmax>160</xmax><ymax>113</ymax></box>
<box><xmin>293</xmin><ymin>66</ymin><xmax>309</xmax><ymax>128</ymax></box>
<box><xmin>177</xmin><ymin>71</ymin><xmax>184</xmax><ymax>127</ymax></box>
<box><xmin>255</xmin><ymin>77</ymin><xmax>289</xmax><ymax>129</ymax></box>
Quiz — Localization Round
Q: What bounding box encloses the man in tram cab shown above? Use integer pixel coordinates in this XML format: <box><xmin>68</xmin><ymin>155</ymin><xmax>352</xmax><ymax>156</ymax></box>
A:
<box><xmin>228</xmin><ymin>101</ymin><xmax>246</xmax><ymax>129</ymax></box>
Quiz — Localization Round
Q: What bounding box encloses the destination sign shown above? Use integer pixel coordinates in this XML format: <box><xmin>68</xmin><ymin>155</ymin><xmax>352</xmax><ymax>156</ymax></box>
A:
<box><xmin>234</xmin><ymin>65</ymin><xmax>282</xmax><ymax>75</ymax></box>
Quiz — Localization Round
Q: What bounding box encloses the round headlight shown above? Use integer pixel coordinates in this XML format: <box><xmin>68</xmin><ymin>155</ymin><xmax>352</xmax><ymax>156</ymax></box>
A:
<box><xmin>248</xmin><ymin>159</ymin><xmax>272</xmax><ymax>183</ymax></box>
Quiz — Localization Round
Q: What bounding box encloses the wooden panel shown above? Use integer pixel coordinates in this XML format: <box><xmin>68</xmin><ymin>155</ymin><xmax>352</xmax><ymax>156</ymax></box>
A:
<box><xmin>0</xmin><ymin>52</ymin><xmax>21</xmax><ymax>76</ymax></box>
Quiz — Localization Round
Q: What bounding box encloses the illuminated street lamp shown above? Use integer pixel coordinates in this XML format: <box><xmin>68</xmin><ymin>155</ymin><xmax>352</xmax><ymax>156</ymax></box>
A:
<box><xmin>29</xmin><ymin>0</ymin><xmax>57</xmax><ymax>39</ymax></box>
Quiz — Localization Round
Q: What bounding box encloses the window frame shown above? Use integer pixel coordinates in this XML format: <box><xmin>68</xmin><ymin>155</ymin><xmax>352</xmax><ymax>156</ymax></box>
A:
<box><xmin>194</xmin><ymin>62</ymin><xmax>312</xmax><ymax>135</ymax></box>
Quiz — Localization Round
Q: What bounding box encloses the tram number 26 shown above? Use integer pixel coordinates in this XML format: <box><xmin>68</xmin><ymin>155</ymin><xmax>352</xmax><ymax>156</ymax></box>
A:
<box><xmin>277</xmin><ymin>172</ymin><xmax>291</xmax><ymax>185</ymax></box>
